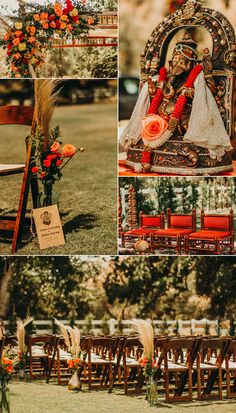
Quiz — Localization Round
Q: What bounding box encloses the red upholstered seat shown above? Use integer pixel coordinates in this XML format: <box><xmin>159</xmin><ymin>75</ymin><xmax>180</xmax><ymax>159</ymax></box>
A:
<box><xmin>170</xmin><ymin>215</ymin><xmax>193</xmax><ymax>227</ymax></box>
<box><xmin>125</xmin><ymin>227</ymin><xmax>157</xmax><ymax>235</ymax></box>
<box><xmin>188</xmin><ymin>230</ymin><xmax>231</xmax><ymax>239</ymax></box>
<box><xmin>153</xmin><ymin>228</ymin><xmax>193</xmax><ymax>236</ymax></box>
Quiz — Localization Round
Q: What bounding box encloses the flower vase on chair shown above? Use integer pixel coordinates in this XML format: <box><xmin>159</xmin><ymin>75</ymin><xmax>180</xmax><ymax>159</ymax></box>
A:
<box><xmin>37</xmin><ymin>183</ymin><xmax>59</xmax><ymax>208</ymax></box>
<box><xmin>146</xmin><ymin>374</ymin><xmax>157</xmax><ymax>406</ymax></box>
<box><xmin>68</xmin><ymin>370</ymin><xmax>81</xmax><ymax>391</ymax></box>
<box><xmin>0</xmin><ymin>379</ymin><xmax>10</xmax><ymax>413</ymax></box>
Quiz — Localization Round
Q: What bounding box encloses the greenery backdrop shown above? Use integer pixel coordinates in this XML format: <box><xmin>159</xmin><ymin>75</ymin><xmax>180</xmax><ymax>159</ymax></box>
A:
<box><xmin>0</xmin><ymin>256</ymin><xmax>235</xmax><ymax>329</ymax></box>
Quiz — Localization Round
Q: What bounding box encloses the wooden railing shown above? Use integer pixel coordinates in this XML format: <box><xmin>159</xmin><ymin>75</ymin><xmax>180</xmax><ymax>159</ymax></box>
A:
<box><xmin>3</xmin><ymin>318</ymin><xmax>231</xmax><ymax>336</ymax></box>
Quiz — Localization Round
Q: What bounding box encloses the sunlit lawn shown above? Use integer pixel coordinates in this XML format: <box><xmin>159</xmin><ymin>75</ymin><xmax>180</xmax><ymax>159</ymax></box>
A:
<box><xmin>0</xmin><ymin>102</ymin><xmax>117</xmax><ymax>255</ymax></box>
<box><xmin>10</xmin><ymin>382</ymin><xmax>236</xmax><ymax>413</ymax></box>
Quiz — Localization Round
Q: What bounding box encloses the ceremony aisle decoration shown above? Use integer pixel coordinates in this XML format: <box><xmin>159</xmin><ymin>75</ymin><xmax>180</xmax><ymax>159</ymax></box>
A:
<box><xmin>31</xmin><ymin>80</ymin><xmax>84</xmax><ymax>207</ymax></box>
<box><xmin>132</xmin><ymin>319</ymin><xmax>158</xmax><ymax>406</ymax></box>
<box><xmin>0</xmin><ymin>350</ymin><xmax>13</xmax><ymax>413</ymax></box>
<box><xmin>54</xmin><ymin>319</ymin><xmax>82</xmax><ymax>390</ymax></box>
<box><xmin>15</xmin><ymin>316</ymin><xmax>33</xmax><ymax>380</ymax></box>
<box><xmin>0</xmin><ymin>0</ymin><xmax>98</xmax><ymax>78</ymax></box>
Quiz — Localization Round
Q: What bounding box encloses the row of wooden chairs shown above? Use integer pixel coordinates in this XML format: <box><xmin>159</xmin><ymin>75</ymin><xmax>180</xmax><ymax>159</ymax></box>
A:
<box><xmin>2</xmin><ymin>334</ymin><xmax>236</xmax><ymax>402</ymax></box>
<box><xmin>121</xmin><ymin>209</ymin><xmax>234</xmax><ymax>254</ymax></box>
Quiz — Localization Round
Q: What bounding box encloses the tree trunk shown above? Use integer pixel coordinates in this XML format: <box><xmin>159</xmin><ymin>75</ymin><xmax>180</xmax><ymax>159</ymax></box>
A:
<box><xmin>0</xmin><ymin>259</ymin><xmax>12</xmax><ymax>318</ymax></box>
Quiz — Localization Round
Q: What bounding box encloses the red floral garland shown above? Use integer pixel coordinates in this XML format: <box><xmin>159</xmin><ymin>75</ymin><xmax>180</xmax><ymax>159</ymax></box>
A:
<box><xmin>147</xmin><ymin>64</ymin><xmax>203</xmax><ymax>123</ymax></box>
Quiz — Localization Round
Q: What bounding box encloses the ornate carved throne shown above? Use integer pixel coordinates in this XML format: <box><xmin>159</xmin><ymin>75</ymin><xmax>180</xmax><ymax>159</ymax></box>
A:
<box><xmin>126</xmin><ymin>0</ymin><xmax>235</xmax><ymax>175</ymax></box>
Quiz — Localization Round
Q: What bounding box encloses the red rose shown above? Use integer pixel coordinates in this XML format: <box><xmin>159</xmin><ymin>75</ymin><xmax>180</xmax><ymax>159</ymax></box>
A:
<box><xmin>56</xmin><ymin>20</ymin><xmax>61</xmax><ymax>29</ymax></box>
<box><xmin>51</xmin><ymin>154</ymin><xmax>57</xmax><ymax>159</ymax></box>
<box><xmin>49</xmin><ymin>14</ymin><xmax>56</xmax><ymax>21</ymax></box>
<box><xmin>43</xmin><ymin>159</ymin><xmax>51</xmax><ymax>167</ymax></box>
<box><xmin>7</xmin><ymin>51</ymin><xmax>11</xmax><ymax>56</ymax></box>
<box><xmin>66</xmin><ymin>0</ymin><xmax>74</xmax><ymax>11</ymax></box>
<box><xmin>19</xmin><ymin>34</ymin><xmax>24</xmax><ymax>41</ymax></box>
<box><xmin>72</xmin><ymin>16</ymin><xmax>79</xmax><ymax>23</ymax></box>
<box><xmin>63</xmin><ymin>8</ymin><xmax>68</xmax><ymax>14</ymax></box>
<box><xmin>56</xmin><ymin>152</ymin><xmax>62</xmax><ymax>158</ymax></box>
<box><xmin>56</xmin><ymin>159</ymin><xmax>62</xmax><ymax>166</ymax></box>
<box><xmin>31</xmin><ymin>166</ymin><xmax>39</xmax><ymax>173</ymax></box>
<box><xmin>7</xmin><ymin>43</ymin><xmax>13</xmax><ymax>50</ymax></box>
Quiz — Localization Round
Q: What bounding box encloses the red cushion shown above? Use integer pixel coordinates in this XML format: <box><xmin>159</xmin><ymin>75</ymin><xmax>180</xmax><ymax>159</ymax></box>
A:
<box><xmin>142</xmin><ymin>216</ymin><xmax>161</xmax><ymax>228</ymax></box>
<box><xmin>125</xmin><ymin>228</ymin><xmax>155</xmax><ymax>235</ymax></box>
<box><xmin>188</xmin><ymin>230</ymin><xmax>231</xmax><ymax>239</ymax></box>
<box><xmin>153</xmin><ymin>228</ymin><xmax>193</xmax><ymax>236</ymax></box>
<box><xmin>170</xmin><ymin>215</ymin><xmax>193</xmax><ymax>228</ymax></box>
<box><xmin>204</xmin><ymin>216</ymin><xmax>229</xmax><ymax>230</ymax></box>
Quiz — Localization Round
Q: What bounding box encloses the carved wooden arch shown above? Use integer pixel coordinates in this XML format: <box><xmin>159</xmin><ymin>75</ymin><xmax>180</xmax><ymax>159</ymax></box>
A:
<box><xmin>140</xmin><ymin>0</ymin><xmax>236</xmax><ymax>80</ymax></box>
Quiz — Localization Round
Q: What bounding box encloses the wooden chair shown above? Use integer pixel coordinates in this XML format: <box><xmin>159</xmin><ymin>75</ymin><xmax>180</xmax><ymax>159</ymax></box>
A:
<box><xmin>152</xmin><ymin>209</ymin><xmax>196</xmax><ymax>254</ymax></box>
<box><xmin>161</xmin><ymin>337</ymin><xmax>199</xmax><ymax>402</ymax></box>
<box><xmin>223</xmin><ymin>339</ymin><xmax>236</xmax><ymax>398</ymax></box>
<box><xmin>196</xmin><ymin>338</ymin><xmax>230</xmax><ymax>400</ymax></box>
<box><xmin>27</xmin><ymin>334</ymin><xmax>53</xmax><ymax>379</ymax></box>
<box><xmin>121</xmin><ymin>211</ymin><xmax>165</xmax><ymax>249</ymax></box>
<box><xmin>185</xmin><ymin>209</ymin><xmax>234</xmax><ymax>255</ymax></box>
<box><xmin>0</xmin><ymin>105</ymin><xmax>38</xmax><ymax>253</ymax></box>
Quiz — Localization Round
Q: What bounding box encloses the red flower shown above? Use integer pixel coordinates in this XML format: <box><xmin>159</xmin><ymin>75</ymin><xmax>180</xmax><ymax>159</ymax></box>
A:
<box><xmin>43</xmin><ymin>159</ymin><xmax>51</xmax><ymax>167</ymax></box>
<box><xmin>41</xmin><ymin>172</ymin><xmax>46</xmax><ymax>179</ymax></box>
<box><xmin>56</xmin><ymin>152</ymin><xmax>62</xmax><ymax>158</ymax></box>
<box><xmin>66</xmin><ymin>0</ymin><xmax>74</xmax><ymax>12</ymax></box>
<box><xmin>56</xmin><ymin>159</ymin><xmax>62</xmax><ymax>166</ymax></box>
<box><xmin>31</xmin><ymin>166</ymin><xmax>39</xmax><ymax>173</ymax></box>
<box><xmin>63</xmin><ymin>8</ymin><xmax>68</xmax><ymax>14</ymax></box>
<box><xmin>141</xmin><ymin>150</ymin><xmax>151</xmax><ymax>164</ymax></box>
<box><xmin>49</xmin><ymin>14</ymin><xmax>56</xmax><ymax>21</ymax></box>
<box><xmin>7</xmin><ymin>43</ymin><xmax>13</xmax><ymax>51</ymax></box>
<box><xmin>72</xmin><ymin>16</ymin><xmax>79</xmax><ymax>23</ymax></box>
<box><xmin>19</xmin><ymin>34</ymin><xmax>24</xmax><ymax>41</ymax></box>
<box><xmin>56</xmin><ymin>20</ymin><xmax>61</xmax><ymax>29</ymax></box>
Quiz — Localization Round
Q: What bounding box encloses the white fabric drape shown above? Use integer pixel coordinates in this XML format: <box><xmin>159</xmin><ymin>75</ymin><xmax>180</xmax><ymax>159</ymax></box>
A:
<box><xmin>184</xmin><ymin>71</ymin><xmax>232</xmax><ymax>159</ymax></box>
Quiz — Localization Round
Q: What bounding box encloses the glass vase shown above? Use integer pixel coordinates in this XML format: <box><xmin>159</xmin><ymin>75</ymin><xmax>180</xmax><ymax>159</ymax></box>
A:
<box><xmin>37</xmin><ymin>184</ymin><xmax>59</xmax><ymax>208</ymax></box>
<box><xmin>0</xmin><ymin>379</ymin><xmax>10</xmax><ymax>413</ymax></box>
<box><xmin>146</xmin><ymin>374</ymin><xmax>157</xmax><ymax>406</ymax></box>
<box><xmin>68</xmin><ymin>370</ymin><xmax>81</xmax><ymax>391</ymax></box>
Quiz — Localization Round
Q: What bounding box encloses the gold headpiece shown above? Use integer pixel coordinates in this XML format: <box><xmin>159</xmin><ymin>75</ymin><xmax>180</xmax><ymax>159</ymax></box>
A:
<box><xmin>173</xmin><ymin>32</ymin><xmax>198</xmax><ymax>61</ymax></box>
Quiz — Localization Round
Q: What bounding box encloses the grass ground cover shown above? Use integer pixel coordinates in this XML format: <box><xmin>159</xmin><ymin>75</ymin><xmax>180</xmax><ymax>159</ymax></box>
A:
<box><xmin>0</xmin><ymin>102</ymin><xmax>117</xmax><ymax>255</ymax></box>
<box><xmin>10</xmin><ymin>382</ymin><xmax>236</xmax><ymax>413</ymax></box>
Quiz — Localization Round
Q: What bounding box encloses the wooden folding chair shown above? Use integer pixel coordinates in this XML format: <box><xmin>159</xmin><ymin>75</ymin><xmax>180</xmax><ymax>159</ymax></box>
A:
<box><xmin>0</xmin><ymin>105</ymin><xmax>38</xmax><ymax>253</ymax></box>
<box><xmin>196</xmin><ymin>338</ymin><xmax>230</xmax><ymax>400</ymax></box>
<box><xmin>162</xmin><ymin>337</ymin><xmax>198</xmax><ymax>402</ymax></box>
<box><xmin>27</xmin><ymin>334</ymin><xmax>53</xmax><ymax>379</ymax></box>
<box><xmin>223</xmin><ymin>339</ymin><xmax>236</xmax><ymax>398</ymax></box>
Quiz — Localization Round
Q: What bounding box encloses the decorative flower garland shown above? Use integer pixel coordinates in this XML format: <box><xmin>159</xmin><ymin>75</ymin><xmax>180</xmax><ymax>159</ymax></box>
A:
<box><xmin>0</xmin><ymin>0</ymin><xmax>98</xmax><ymax>78</ymax></box>
<box><xmin>141</xmin><ymin>64</ymin><xmax>203</xmax><ymax>150</ymax></box>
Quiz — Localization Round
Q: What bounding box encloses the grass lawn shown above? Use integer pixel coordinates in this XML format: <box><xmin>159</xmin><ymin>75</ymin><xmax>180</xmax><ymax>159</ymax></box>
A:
<box><xmin>0</xmin><ymin>102</ymin><xmax>117</xmax><ymax>255</ymax></box>
<box><xmin>9</xmin><ymin>382</ymin><xmax>236</xmax><ymax>413</ymax></box>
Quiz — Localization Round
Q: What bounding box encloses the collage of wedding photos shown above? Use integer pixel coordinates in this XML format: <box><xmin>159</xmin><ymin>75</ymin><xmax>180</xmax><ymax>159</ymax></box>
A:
<box><xmin>0</xmin><ymin>1</ymin><xmax>235</xmax><ymax>413</ymax></box>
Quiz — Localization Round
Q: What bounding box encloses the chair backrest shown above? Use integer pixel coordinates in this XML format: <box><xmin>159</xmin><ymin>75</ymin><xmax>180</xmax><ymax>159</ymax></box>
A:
<box><xmin>201</xmin><ymin>209</ymin><xmax>234</xmax><ymax>233</ymax></box>
<box><xmin>139</xmin><ymin>0</ymin><xmax>235</xmax><ymax>149</ymax></box>
<box><xmin>0</xmin><ymin>106</ymin><xmax>34</xmax><ymax>126</ymax></box>
<box><xmin>167</xmin><ymin>208</ymin><xmax>196</xmax><ymax>230</ymax></box>
<box><xmin>139</xmin><ymin>211</ymin><xmax>165</xmax><ymax>229</ymax></box>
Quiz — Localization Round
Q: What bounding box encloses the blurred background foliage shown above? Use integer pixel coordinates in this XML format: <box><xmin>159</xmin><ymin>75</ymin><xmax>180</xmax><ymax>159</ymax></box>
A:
<box><xmin>0</xmin><ymin>256</ymin><xmax>236</xmax><ymax>325</ymax></box>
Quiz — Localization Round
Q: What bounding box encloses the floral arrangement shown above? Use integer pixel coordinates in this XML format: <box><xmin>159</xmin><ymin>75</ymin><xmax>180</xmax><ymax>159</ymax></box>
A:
<box><xmin>0</xmin><ymin>0</ymin><xmax>98</xmax><ymax>77</ymax></box>
<box><xmin>0</xmin><ymin>348</ymin><xmax>15</xmax><ymax>413</ymax></box>
<box><xmin>132</xmin><ymin>319</ymin><xmax>158</xmax><ymax>405</ymax></box>
<box><xmin>54</xmin><ymin>319</ymin><xmax>82</xmax><ymax>390</ymax></box>
<box><xmin>31</xmin><ymin>125</ymin><xmax>83</xmax><ymax>206</ymax></box>
<box><xmin>141</xmin><ymin>64</ymin><xmax>203</xmax><ymax>150</ymax></box>
<box><xmin>31</xmin><ymin>79</ymin><xmax>83</xmax><ymax>207</ymax></box>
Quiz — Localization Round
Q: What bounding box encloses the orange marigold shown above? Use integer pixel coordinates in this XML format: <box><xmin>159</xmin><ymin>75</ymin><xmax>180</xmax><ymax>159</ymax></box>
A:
<box><xmin>33</xmin><ymin>14</ymin><xmax>40</xmax><ymax>21</ymax></box>
<box><xmin>28</xmin><ymin>37</ymin><xmax>36</xmax><ymax>43</ymax></box>
<box><xmin>42</xmin><ymin>23</ymin><xmax>49</xmax><ymax>29</ymax></box>
<box><xmin>40</xmin><ymin>12</ymin><xmax>48</xmax><ymax>20</ymax></box>
<box><xmin>50</xmin><ymin>141</ymin><xmax>61</xmax><ymax>152</ymax></box>
<box><xmin>13</xmin><ymin>38</ymin><xmax>20</xmax><ymax>46</ymax></box>
<box><xmin>61</xmin><ymin>144</ymin><xmax>76</xmax><ymax>157</ymax></box>
<box><xmin>4</xmin><ymin>32</ymin><xmax>10</xmax><ymax>41</ymax></box>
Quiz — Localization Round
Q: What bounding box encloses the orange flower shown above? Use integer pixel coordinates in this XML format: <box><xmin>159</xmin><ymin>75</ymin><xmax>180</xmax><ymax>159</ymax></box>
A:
<box><xmin>13</xmin><ymin>38</ymin><xmax>20</xmax><ymax>46</ymax></box>
<box><xmin>74</xmin><ymin>358</ymin><xmax>80</xmax><ymax>364</ymax></box>
<box><xmin>141</xmin><ymin>114</ymin><xmax>168</xmax><ymax>142</ymax></box>
<box><xmin>60</xmin><ymin>22</ymin><xmax>67</xmax><ymax>30</ymax></box>
<box><xmin>40</xmin><ymin>12</ymin><xmax>48</xmax><ymax>20</ymax></box>
<box><xmin>13</xmin><ymin>53</ymin><xmax>21</xmax><ymax>60</ymax></box>
<box><xmin>61</xmin><ymin>144</ymin><xmax>76</xmax><ymax>157</ymax></box>
<box><xmin>87</xmin><ymin>18</ymin><xmax>94</xmax><ymax>25</ymax></box>
<box><xmin>4</xmin><ymin>32</ymin><xmax>10</xmax><ymax>41</ymax></box>
<box><xmin>50</xmin><ymin>21</ymin><xmax>56</xmax><ymax>28</ymax></box>
<box><xmin>28</xmin><ymin>37</ymin><xmax>36</xmax><ymax>43</ymax></box>
<box><xmin>60</xmin><ymin>14</ymin><xmax>68</xmax><ymax>21</ymax></box>
<box><xmin>15</xmin><ymin>30</ymin><xmax>22</xmax><ymax>37</ymax></box>
<box><xmin>29</xmin><ymin>26</ymin><xmax>36</xmax><ymax>35</ymax></box>
<box><xmin>138</xmin><ymin>356</ymin><xmax>147</xmax><ymax>366</ymax></box>
<box><xmin>67</xmin><ymin>24</ymin><xmax>73</xmax><ymax>31</ymax></box>
<box><xmin>50</xmin><ymin>141</ymin><xmax>61</xmax><ymax>152</ymax></box>
<box><xmin>42</xmin><ymin>23</ymin><xmax>49</xmax><ymax>29</ymax></box>
<box><xmin>33</xmin><ymin>14</ymin><xmax>40</xmax><ymax>21</ymax></box>
<box><xmin>54</xmin><ymin>3</ymin><xmax>63</xmax><ymax>16</ymax></box>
